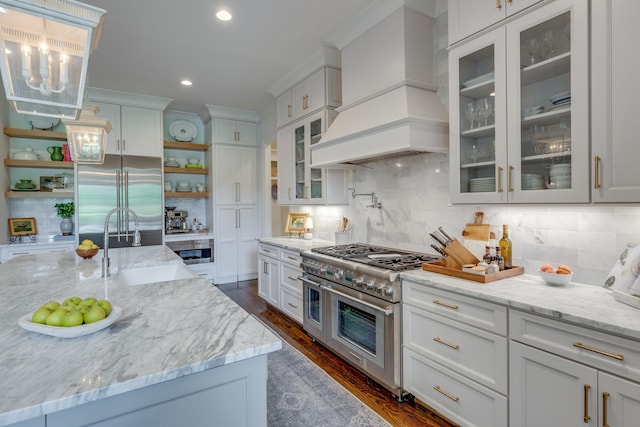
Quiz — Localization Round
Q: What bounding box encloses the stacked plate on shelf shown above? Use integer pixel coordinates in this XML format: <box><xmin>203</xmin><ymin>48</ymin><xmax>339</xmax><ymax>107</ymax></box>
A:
<box><xmin>548</xmin><ymin>163</ymin><xmax>571</xmax><ymax>189</ymax></box>
<box><xmin>549</xmin><ymin>91</ymin><xmax>571</xmax><ymax>110</ymax></box>
<box><xmin>469</xmin><ymin>177</ymin><xmax>496</xmax><ymax>192</ymax></box>
<box><xmin>523</xmin><ymin>105</ymin><xmax>544</xmax><ymax>118</ymax></box>
<box><xmin>522</xmin><ymin>173</ymin><xmax>546</xmax><ymax>190</ymax></box>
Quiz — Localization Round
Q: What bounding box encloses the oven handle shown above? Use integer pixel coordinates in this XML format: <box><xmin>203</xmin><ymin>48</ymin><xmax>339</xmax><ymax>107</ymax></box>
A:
<box><xmin>323</xmin><ymin>285</ymin><xmax>394</xmax><ymax>316</ymax></box>
<box><xmin>300</xmin><ymin>275</ymin><xmax>323</xmax><ymax>289</ymax></box>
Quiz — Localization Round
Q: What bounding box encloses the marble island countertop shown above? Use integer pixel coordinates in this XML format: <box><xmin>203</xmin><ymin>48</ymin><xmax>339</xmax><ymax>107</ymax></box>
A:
<box><xmin>401</xmin><ymin>269</ymin><xmax>640</xmax><ymax>341</ymax></box>
<box><xmin>0</xmin><ymin>246</ymin><xmax>281</xmax><ymax>426</ymax></box>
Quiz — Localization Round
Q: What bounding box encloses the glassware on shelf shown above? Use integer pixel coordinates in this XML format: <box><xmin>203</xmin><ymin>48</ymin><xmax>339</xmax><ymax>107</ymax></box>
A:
<box><xmin>526</xmin><ymin>38</ymin><xmax>541</xmax><ymax>65</ymax></box>
<box><xmin>465</xmin><ymin>101</ymin><xmax>477</xmax><ymax>130</ymax></box>
<box><xmin>477</xmin><ymin>97</ymin><xmax>493</xmax><ymax>127</ymax></box>
<box><xmin>541</xmin><ymin>29</ymin><xmax>555</xmax><ymax>59</ymax></box>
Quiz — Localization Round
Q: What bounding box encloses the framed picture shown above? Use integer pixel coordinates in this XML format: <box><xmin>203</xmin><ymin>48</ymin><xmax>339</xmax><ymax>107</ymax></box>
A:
<box><xmin>40</xmin><ymin>176</ymin><xmax>54</xmax><ymax>192</ymax></box>
<box><xmin>8</xmin><ymin>217</ymin><xmax>37</xmax><ymax>236</ymax></box>
<box><xmin>285</xmin><ymin>212</ymin><xmax>308</xmax><ymax>234</ymax></box>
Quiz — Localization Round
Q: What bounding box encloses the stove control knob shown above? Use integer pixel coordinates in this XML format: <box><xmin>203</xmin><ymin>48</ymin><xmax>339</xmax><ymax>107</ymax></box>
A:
<box><xmin>365</xmin><ymin>281</ymin><xmax>375</xmax><ymax>291</ymax></box>
<box><xmin>383</xmin><ymin>287</ymin><xmax>394</xmax><ymax>297</ymax></box>
<box><xmin>376</xmin><ymin>285</ymin><xmax>386</xmax><ymax>294</ymax></box>
<box><xmin>354</xmin><ymin>278</ymin><xmax>365</xmax><ymax>288</ymax></box>
<box><xmin>333</xmin><ymin>268</ymin><xmax>343</xmax><ymax>280</ymax></box>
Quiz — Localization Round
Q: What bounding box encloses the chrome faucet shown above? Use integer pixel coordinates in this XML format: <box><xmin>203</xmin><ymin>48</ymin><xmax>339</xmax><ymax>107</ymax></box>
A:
<box><xmin>348</xmin><ymin>187</ymin><xmax>382</xmax><ymax>209</ymax></box>
<box><xmin>102</xmin><ymin>207</ymin><xmax>141</xmax><ymax>277</ymax></box>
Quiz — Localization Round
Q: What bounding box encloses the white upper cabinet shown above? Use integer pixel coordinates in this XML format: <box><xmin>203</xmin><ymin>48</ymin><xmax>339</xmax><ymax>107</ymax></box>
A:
<box><xmin>276</xmin><ymin>67</ymin><xmax>341</xmax><ymax>128</ymax></box>
<box><xmin>449</xmin><ymin>0</ymin><xmax>543</xmax><ymax>45</ymax></box>
<box><xmin>449</xmin><ymin>0</ymin><xmax>589</xmax><ymax>204</ymax></box>
<box><xmin>96</xmin><ymin>103</ymin><xmax>163</xmax><ymax>157</ymax></box>
<box><xmin>213</xmin><ymin>117</ymin><xmax>257</xmax><ymax>146</ymax></box>
<box><xmin>591</xmin><ymin>0</ymin><xmax>640</xmax><ymax>202</ymax></box>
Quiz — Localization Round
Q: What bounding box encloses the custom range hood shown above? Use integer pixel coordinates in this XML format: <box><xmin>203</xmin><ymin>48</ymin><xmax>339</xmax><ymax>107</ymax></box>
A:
<box><xmin>311</xmin><ymin>6</ymin><xmax>448</xmax><ymax>167</ymax></box>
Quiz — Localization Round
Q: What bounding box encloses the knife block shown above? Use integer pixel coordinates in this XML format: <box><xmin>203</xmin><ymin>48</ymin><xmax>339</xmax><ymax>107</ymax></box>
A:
<box><xmin>443</xmin><ymin>239</ymin><xmax>480</xmax><ymax>268</ymax></box>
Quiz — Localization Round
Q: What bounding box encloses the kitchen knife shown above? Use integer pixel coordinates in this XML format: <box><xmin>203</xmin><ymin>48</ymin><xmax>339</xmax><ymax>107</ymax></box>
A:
<box><xmin>438</xmin><ymin>227</ymin><xmax>455</xmax><ymax>244</ymax></box>
<box><xmin>434</xmin><ymin>229</ymin><xmax>451</xmax><ymax>245</ymax></box>
<box><xmin>429</xmin><ymin>231</ymin><xmax>448</xmax><ymax>248</ymax></box>
<box><xmin>430</xmin><ymin>244</ymin><xmax>447</xmax><ymax>257</ymax></box>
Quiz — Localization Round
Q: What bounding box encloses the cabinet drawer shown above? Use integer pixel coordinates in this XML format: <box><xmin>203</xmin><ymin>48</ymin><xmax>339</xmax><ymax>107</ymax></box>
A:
<box><xmin>258</xmin><ymin>243</ymin><xmax>279</xmax><ymax>258</ymax></box>
<box><xmin>403</xmin><ymin>348</ymin><xmax>508</xmax><ymax>427</ymax></box>
<box><xmin>403</xmin><ymin>281</ymin><xmax>507</xmax><ymax>335</ymax></box>
<box><xmin>280</xmin><ymin>286</ymin><xmax>302</xmax><ymax>324</ymax></box>
<box><xmin>280</xmin><ymin>248</ymin><xmax>301</xmax><ymax>266</ymax></box>
<box><xmin>404</xmin><ymin>305</ymin><xmax>507</xmax><ymax>394</ymax></box>
<box><xmin>510</xmin><ymin>310</ymin><xmax>640</xmax><ymax>383</ymax></box>
<box><xmin>280</xmin><ymin>263</ymin><xmax>302</xmax><ymax>292</ymax></box>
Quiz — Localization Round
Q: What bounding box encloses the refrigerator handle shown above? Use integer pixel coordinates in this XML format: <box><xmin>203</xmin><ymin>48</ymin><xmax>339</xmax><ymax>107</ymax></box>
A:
<box><xmin>116</xmin><ymin>171</ymin><xmax>122</xmax><ymax>242</ymax></box>
<box><xmin>124</xmin><ymin>171</ymin><xmax>130</xmax><ymax>240</ymax></box>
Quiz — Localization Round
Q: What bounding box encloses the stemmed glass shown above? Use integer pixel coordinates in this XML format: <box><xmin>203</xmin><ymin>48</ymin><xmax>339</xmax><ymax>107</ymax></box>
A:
<box><xmin>477</xmin><ymin>98</ymin><xmax>493</xmax><ymax>127</ymax></box>
<box><xmin>541</xmin><ymin>30</ymin><xmax>555</xmax><ymax>59</ymax></box>
<box><xmin>465</xmin><ymin>101</ymin><xmax>477</xmax><ymax>130</ymax></box>
<box><xmin>527</xmin><ymin>38</ymin><xmax>540</xmax><ymax>65</ymax></box>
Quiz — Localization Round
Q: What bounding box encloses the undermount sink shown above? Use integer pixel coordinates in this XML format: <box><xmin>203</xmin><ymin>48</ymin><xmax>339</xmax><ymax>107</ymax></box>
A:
<box><xmin>119</xmin><ymin>263</ymin><xmax>195</xmax><ymax>285</ymax></box>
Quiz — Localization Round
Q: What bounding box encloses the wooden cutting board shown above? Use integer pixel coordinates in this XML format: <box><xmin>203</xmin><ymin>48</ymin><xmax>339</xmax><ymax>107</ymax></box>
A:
<box><xmin>462</xmin><ymin>211</ymin><xmax>491</xmax><ymax>241</ymax></box>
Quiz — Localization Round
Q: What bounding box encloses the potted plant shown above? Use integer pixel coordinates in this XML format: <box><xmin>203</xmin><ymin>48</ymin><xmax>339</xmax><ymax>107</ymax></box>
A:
<box><xmin>54</xmin><ymin>202</ymin><xmax>75</xmax><ymax>236</ymax></box>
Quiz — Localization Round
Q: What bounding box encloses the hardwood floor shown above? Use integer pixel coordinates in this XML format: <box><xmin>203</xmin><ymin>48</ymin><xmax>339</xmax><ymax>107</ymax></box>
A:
<box><xmin>217</xmin><ymin>280</ymin><xmax>457</xmax><ymax>427</ymax></box>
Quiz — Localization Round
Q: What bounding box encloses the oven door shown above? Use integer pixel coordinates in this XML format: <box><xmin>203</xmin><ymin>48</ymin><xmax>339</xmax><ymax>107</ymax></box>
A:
<box><xmin>301</xmin><ymin>274</ymin><xmax>325</xmax><ymax>343</ymax></box>
<box><xmin>324</xmin><ymin>283</ymin><xmax>399</xmax><ymax>391</ymax></box>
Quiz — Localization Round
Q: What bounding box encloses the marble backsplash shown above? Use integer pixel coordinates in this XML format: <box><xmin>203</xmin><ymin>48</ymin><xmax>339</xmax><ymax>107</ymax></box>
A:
<box><xmin>293</xmin><ymin>152</ymin><xmax>640</xmax><ymax>287</ymax></box>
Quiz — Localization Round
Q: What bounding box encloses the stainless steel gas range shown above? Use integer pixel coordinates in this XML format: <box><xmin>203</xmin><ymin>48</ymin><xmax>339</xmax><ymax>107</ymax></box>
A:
<box><xmin>300</xmin><ymin>243</ymin><xmax>439</xmax><ymax>400</ymax></box>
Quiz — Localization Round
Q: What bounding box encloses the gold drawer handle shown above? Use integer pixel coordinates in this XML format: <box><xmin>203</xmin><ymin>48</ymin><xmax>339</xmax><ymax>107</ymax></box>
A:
<box><xmin>497</xmin><ymin>166</ymin><xmax>504</xmax><ymax>193</ymax></box>
<box><xmin>434</xmin><ymin>385</ymin><xmax>459</xmax><ymax>402</ymax></box>
<box><xmin>583</xmin><ymin>384</ymin><xmax>591</xmax><ymax>423</ymax></box>
<box><xmin>434</xmin><ymin>337</ymin><xmax>460</xmax><ymax>350</ymax></box>
<box><xmin>496</xmin><ymin>0</ymin><xmax>502</xmax><ymax>9</ymax></box>
<box><xmin>432</xmin><ymin>299</ymin><xmax>459</xmax><ymax>310</ymax></box>
<box><xmin>573</xmin><ymin>342</ymin><xmax>624</xmax><ymax>361</ymax></box>
<box><xmin>287</xmin><ymin>302</ymin><xmax>298</xmax><ymax>309</ymax></box>
<box><xmin>594</xmin><ymin>156</ymin><xmax>602</xmax><ymax>189</ymax></box>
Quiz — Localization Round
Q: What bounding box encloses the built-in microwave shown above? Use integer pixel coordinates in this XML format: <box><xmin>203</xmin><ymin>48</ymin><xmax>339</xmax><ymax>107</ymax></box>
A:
<box><xmin>166</xmin><ymin>239</ymin><xmax>214</xmax><ymax>264</ymax></box>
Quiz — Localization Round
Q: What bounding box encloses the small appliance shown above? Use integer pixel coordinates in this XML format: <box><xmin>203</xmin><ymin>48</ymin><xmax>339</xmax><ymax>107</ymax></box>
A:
<box><xmin>165</xmin><ymin>208</ymin><xmax>189</xmax><ymax>234</ymax></box>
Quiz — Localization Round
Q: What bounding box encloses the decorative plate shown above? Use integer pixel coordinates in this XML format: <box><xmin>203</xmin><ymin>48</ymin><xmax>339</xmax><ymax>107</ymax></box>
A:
<box><xmin>169</xmin><ymin>120</ymin><xmax>198</xmax><ymax>142</ymax></box>
<box><xmin>24</xmin><ymin>114</ymin><xmax>61</xmax><ymax>131</ymax></box>
<box><xmin>18</xmin><ymin>306</ymin><xmax>123</xmax><ymax>338</ymax></box>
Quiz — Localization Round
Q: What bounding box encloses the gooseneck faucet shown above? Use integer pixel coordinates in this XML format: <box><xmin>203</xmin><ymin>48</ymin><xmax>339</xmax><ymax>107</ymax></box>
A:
<box><xmin>102</xmin><ymin>207</ymin><xmax>141</xmax><ymax>277</ymax></box>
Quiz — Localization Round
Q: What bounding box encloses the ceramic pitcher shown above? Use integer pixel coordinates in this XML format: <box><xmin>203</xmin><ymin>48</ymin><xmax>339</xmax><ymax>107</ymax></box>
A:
<box><xmin>47</xmin><ymin>146</ymin><xmax>64</xmax><ymax>161</ymax></box>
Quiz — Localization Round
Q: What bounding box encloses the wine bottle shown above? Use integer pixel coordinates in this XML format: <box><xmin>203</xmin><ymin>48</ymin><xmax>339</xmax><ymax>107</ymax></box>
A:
<box><xmin>499</xmin><ymin>224</ymin><xmax>512</xmax><ymax>269</ymax></box>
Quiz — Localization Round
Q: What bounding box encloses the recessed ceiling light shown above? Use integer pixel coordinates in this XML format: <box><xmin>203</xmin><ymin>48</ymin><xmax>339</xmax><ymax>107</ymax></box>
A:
<box><xmin>181</xmin><ymin>79</ymin><xmax>192</xmax><ymax>86</ymax></box>
<box><xmin>216</xmin><ymin>10</ymin><xmax>232</xmax><ymax>21</ymax></box>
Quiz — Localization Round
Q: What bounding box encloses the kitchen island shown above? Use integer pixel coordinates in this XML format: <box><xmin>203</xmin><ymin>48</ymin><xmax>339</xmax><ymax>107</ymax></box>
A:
<box><xmin>0</xmin><ymin>246</ymin><xmax>281</xmax><ymax>427</ymax></box>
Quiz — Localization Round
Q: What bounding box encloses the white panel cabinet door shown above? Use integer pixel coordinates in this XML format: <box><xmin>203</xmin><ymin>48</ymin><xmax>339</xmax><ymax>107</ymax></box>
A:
<box><xmin>236</xmin><ymin>205</ymin><xmax>258</xmax><ymax>281</ymax></box>
<box><xmin>214</xmin><ymin>206</ymin><xmax>239</xmax><ymax>283</ymax></box>
<box><xmin>95</xmin><ymin>102</ymin><xmax>122</xmax><ymax>155</ymax></box>
<box><xmin>236</xmin><ymin>146</ymin><xmax>258</xmax><ymax>205</ymax></box>
<box><xmin>591</xmin><ymin>0</ymin><xmax>640</xmax><ymax>202</ymax></box>
<box><xmin>510</xmin><ymin>341</ymin><xmax>598</xmax><ymax>427</ymax></box>
<box><xmin>598</xmin><ymin>372</ymin><xmax>640</xmax><ymax>427</ymax></box>
<box><xmin>215</xmin><ymin>145</ymin><xmax>238</xmax><ymax>205</ymax></box>
<box><xmin>276</xmin><ymin>90</ymin><xmax>293</xmax><ymax>128</ymax></box>
<box><xmin>276</xmin><ymin>125</ymin><xmax>294</xmax><ymax>204</ymax></box>
<box><xmin>258</xmin><ymin>253</ymin><xmax>279</xmax><ymax>306</ymax></box>
<box><xmin>213</xmin><ymin>118</ymin><xmax>238</xmax><ymax>145</ymax></box>
<box><xmin>120</xmin><ymin>105</ymin><xmax>162</xmax><ymax>157</ymax></box>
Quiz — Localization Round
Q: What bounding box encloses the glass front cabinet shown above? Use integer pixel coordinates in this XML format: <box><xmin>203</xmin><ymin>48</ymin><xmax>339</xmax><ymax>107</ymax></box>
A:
<box><xmin>449</xmin><ymin>0</ymin><xmax>588</xmax><ymax>204</ymax></box>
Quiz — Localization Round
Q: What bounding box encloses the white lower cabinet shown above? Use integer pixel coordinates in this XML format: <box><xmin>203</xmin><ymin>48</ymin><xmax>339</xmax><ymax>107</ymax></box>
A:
<box><xmin>257</xmin><ymin>243</ymin><xmax>303</xmax><ymax>324</ymax></box>
<box><xmin>402</xmin><ymin>280</ymin><xmax>508</xmax><ymax>427</ymax></box>
<box><xmin>215</xmin><ymin>205</ymin><xmax>257</xmax><ymax>284</ymax></box>
<box><xmin>0</xmin><ymin>242</ymin><xmax>75</xmax><ymax>262</ymax></box>
<box><xmin>509</xmin><ymin>310</ymin><xmax>640</xmax><ymax>427</ymax></box>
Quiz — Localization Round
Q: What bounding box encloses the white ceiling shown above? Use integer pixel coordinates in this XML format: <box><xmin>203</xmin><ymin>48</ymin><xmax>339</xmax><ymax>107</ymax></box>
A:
<box><xmin>79</xmin><ymin>0</ymin><xmax>389</xmax><ymax>115</ymax></box>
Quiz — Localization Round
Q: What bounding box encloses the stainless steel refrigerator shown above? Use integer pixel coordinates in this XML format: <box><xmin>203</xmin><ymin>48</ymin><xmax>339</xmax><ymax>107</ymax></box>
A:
<box><xmin>77</xmin><ymin>154</ymin><xmax>163</xmax><ymax>248</ymax></box>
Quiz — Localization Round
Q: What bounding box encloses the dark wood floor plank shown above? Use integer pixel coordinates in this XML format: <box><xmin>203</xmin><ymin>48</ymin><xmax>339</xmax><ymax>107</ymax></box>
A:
<box><xmin>217</xmin><ymin>280</ymin><xmax>457</xmax><ymax>427</ymax></box>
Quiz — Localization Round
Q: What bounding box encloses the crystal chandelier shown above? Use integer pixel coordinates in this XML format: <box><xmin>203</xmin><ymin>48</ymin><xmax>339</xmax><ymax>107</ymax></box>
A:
<box><xmin>0</xmin><ymin>0</ymin><xmax>106</xmax><ymax>118</ymax></box>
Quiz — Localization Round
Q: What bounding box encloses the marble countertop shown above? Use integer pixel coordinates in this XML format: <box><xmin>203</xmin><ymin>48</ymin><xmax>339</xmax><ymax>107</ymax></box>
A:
<box><xmin>258</xmin><ymin>236</ymin><xmax>334</xmax><ymax>252</ymax></box>
<box><xmin>401</xmin><ymin>269</ymin><xmax>640</xmax><ymax>341</ymax></box>
<box><xmin>0</xmin><ymin>246</ymin><xmax>281</xmax><ymax>426</ymax></box>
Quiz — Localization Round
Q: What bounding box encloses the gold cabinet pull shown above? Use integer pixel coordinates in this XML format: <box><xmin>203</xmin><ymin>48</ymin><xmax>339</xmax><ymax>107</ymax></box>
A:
<box><xmin>497</xmin><ymin>166</ymin><xmax>504</xmax><ymax>192</ymax></box>
<box><xmin>508</xmin><ymin>165</ymin><xmax>514</xmax><ymax>192</ymax></box>
<box><xmin>507</xmin><ymin>0</ymin><xmax>512</xmax><ymax>3</ymax></box>
<box><xmin>594</xmin><ymin>156</ymin><xmax>602</xmax><ymax>189</ymax></box>
<box><xmin>583</xmin><ymin>384</ymin><xmax>591</xmax><ymax>423</ymax></box>
<box><xmin>432</xmin><ymin>299</ymin><xmax>459</xmax><ymax>310</ymax></box>
<box><xmin>602</xmin><ymin>392</ymin><xmax>610</xmax><ymax>427</ymax></box>
<box><xmin>496</xmin><ymin>0</ymin><xmax>502</xmax><ymax>9</ymax></box>
<box><xmin>434</xmin><ymin>385</ymin><xmax>459</xmax><ymax>402</ymax></box>
<box><xmin>573</xmin><ymin>342</ymin><xmax>624</xmax><ymax>361</ymax></box>
<box><xmin>434</xmin><ymin>337</ymin><xmax>460</xmax><ymax>350</ymax></box>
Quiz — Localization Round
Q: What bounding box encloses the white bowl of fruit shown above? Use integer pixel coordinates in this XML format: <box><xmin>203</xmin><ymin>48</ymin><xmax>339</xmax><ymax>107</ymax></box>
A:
<box><xmin>539</xmin><ymin>263</ymin><xmax>573</xmax><ymax>286</ymax></box>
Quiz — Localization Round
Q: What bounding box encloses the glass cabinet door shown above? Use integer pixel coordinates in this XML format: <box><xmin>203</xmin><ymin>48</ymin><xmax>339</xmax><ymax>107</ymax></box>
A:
<box><xmin>309</xmin><ymin>117</ymin><xmax>323</xmax><ymax>200</ymax></box>
<box><xmin>449</xmin><ymin>29</ymin><xmax>507</xmax><ymax>204</ymax></box>
<box><xmin>506</xmin><ymin>0</ymin><xmax>588</xmax><ymax>203</ymax></box>
<box><xmin>294</xmin><ymin>123</ymin><xmax>305</xmax><ymax>200</ymax></box>
<box><xmin>294</xmin><ymin>114</ymin><xmax>324</xmax><ymax>201</ymax></box>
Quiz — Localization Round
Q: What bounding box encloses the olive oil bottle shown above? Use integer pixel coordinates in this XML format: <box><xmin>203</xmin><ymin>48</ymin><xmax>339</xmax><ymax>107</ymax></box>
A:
<box><xmin>499</xmin><ymin>224</ymin><xmax>512</xmax><ymax>269</ymax></box>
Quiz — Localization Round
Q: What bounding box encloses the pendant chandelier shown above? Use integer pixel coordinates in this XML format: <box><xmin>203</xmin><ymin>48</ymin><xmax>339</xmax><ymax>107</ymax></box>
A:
<box><xmin>0</xmin><ymin>0</ymin><xmax>106</xmax><ymax>119</ymax></box>
<box><xmin>62</xmin><ymin>103</ymin><xmax>111</xmax><ymax>164</ymax></box>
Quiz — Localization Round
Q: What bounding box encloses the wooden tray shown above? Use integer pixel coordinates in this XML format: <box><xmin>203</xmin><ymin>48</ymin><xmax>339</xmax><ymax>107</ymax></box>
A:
<box><xmin>422</xmin><ymin>261</ymin><xmax>524</xmax><ymax>283</ymax></box>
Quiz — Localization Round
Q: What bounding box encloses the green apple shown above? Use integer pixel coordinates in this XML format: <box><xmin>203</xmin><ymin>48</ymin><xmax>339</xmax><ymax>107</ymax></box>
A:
<box><xmin>32</xmin><ymin>307</ymin><xmax>52</xmax><ymax>324</ymax></box>
<box><xmin>80</xmin><ymin>297</ymin><xmax>97</xmax><ymax>307</ymax></box>
<box><xmin>61</xmin><ymin>311</ymin><xmax>84</xmax><ymax>327</ymax></box>
<box><xmin>72</xmin><ymin>304</ymin><xmax>88</xmax><ymax>314</ymax></box>
<box><xmin>41</xmin><ymin>301</ymin><xmax>60</xmax><ymax>311</ymax></box>
<box><xmin>45</xmin><ymin>308</ymin><xmax>67</xmax><ymax>326</ymax></box>
<box><xmin>83</xmin><ymin>305</ymin><xmax>106</xmax><ymax>324</ymax></box>
<box><xmin>58</xmin><ymin>305</ymin><xmax>73</xmax><ymax>312</ymax></box>
<box><xmin>96</xmin><ymin>300</ymin><xmax>112</xmax><ymax>316</ymax></box>
<box><xmin>63</xmin><ymin>296</ymin><xmax>81</xmax><ymax>306</ymax></box>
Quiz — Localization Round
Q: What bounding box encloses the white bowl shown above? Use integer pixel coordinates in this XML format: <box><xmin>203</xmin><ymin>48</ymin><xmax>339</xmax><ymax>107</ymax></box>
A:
<box><xmin>187</xmin><ymin>158</ymin><xmax>200</xmax><ymax>165</ymax></box>
<box><xmin>539</xmin><ymin>270</ymin><xmax>573</xmax><ymax>286</ymax></box>
<box><xmin>176</xmin><ymin>181</ymin><xmax>190</xmax><ymax>190</ymax></box>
